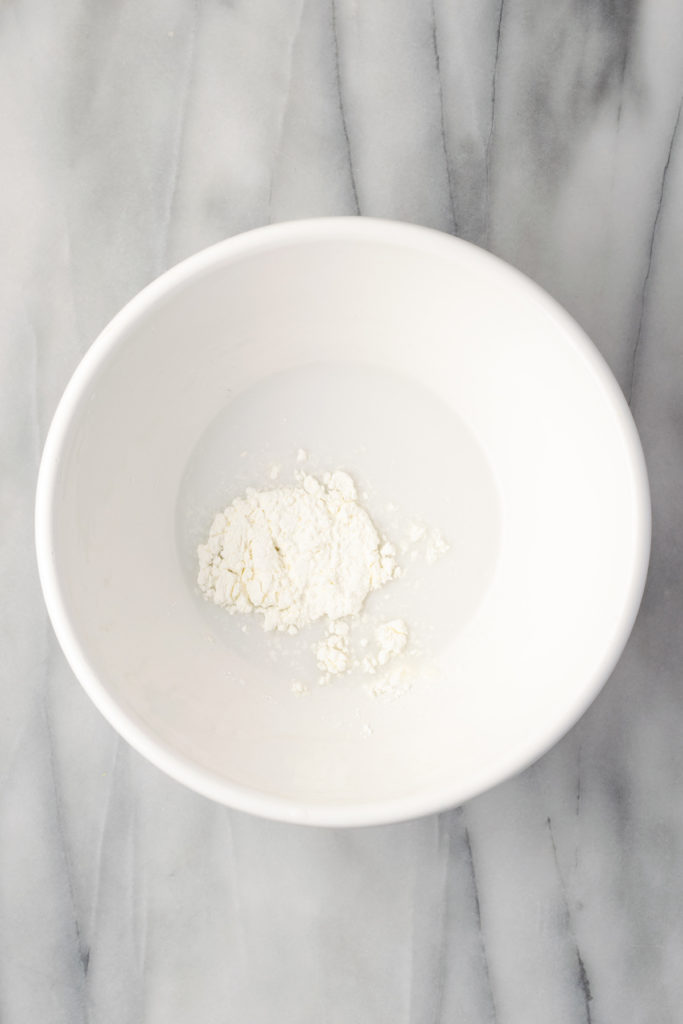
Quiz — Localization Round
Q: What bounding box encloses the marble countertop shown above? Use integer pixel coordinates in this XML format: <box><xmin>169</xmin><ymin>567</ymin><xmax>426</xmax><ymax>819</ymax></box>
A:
<box><xmin>2</xmin><ymin>1</ymin><xmax>682</xmax><ymax>1021</ymax></box>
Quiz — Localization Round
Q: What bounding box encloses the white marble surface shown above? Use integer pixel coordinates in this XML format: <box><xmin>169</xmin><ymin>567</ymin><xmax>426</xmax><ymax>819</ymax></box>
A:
<box><xmin>2</xmin><ymin>1</ymin><xmax>683</xmax><ymax>1020</ymax></box>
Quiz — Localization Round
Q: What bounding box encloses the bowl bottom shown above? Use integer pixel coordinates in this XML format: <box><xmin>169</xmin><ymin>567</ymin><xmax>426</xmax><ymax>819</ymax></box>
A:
<box><xmin>176</xmin><ymin>361</ymin><xmax>503</xmax><ymax>695</ymax></box>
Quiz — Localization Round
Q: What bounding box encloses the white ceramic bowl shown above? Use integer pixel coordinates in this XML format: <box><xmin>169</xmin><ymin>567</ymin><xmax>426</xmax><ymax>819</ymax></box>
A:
<box><xmin>36</xmin><ymin>218</ymin><xmax>650</xmax><ymax>826</ymax></box>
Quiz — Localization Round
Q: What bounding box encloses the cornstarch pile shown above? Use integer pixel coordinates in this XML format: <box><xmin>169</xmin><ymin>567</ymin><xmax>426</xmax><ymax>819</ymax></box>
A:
<box><xmin>197</xmin><ymin>467</ymin><xmax>448</xmax><ymax>692</ymax></box>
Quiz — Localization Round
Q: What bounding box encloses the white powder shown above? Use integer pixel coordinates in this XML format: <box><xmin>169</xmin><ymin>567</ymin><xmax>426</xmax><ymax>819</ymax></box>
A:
<box><xmin>425</xmin><ymin>528</ymin><xmax>450</xmax><ymax>564</ymax></box>
<box><xmin>407</xmin><ymin>521</ymin><xmax>426</xmax><ymax>543</ymax></box>
<box><xmin>198</xmin><ymin>465</ymin><xmax>447</xmax><ymax>697</ymax></box>
<box><xmin>399</xmin><ymin>519</ymin><xmax>450</xmax><ymax>565</ymax></box>
<box><xmin>360</xmin><ymin>618</ymin><xmax>409</xmax><ymax>675</ymax></box>
<box><xmin>375</xmin><ymin>619</ymin><xmax>409</xmax><ymax>665</ymax></box>
<box><xmin>316</xmin><ymin>620</ymin><xmax>351</xmax><ymax>675</ymax></box>
<box><xmin>198</xmin><ymin>471</ymin><xmax>398</xmax><ymax>636</ymax></box>
<box><xmin>367</xmin><ymin>664</ymin><xmax>413</xmax><ymax>700</ymax></box>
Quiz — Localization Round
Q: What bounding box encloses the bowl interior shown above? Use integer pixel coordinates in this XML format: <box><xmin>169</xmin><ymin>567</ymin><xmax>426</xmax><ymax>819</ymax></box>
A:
<box><xmin>40</xmin><ymin>222</ymin><xmax>649</xmax><ymax>824</ymax></box>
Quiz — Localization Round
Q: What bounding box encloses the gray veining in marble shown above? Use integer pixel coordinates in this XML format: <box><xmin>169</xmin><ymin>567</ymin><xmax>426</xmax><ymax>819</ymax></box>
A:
<box><xmin>2</xmin><ymin>1</ymin><xmax>683</xmax><ymax>1021</ymax></box>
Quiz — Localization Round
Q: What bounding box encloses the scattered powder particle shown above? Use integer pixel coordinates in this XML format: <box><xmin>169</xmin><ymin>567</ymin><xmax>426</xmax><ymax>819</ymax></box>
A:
<box><xmin>425</xmin><ymin>528</ymin><xmax>450</xmax><ymax>565</ymax></box>
<box><xmin>358</xmin><ymin>619</ymin><xmax>408</xmax><ymax>676</ymax></box>
<box><xmin>399</xmin><ymin>518</ymin><xmax>450</xmax><ymax>566</ymax></box>
<box><xmin>268</xmin><ymin>463</ymin><xmax>280</xmax><ymax>480</ymax></box>
<box><xmin>367</xmin><ymin>665</ymin><xmax>413</xmax><ymax>700</ymax></box>
<box><xmin>316</xmin><ymin>621</ymin><xmax>351</xmax><ymax>675</ymax></box>
<box><xmin>296</xmin><ymin>448</ymin><xmax>308</xmax><ymax>462</ymax></box>
<box><xmin>375</xmin><ymin>619</ymin><xmax>409</xmax><ymax>666</ymax></box>
<box><xmin>291</xmin><ymin>681</ymin><xmax>308</xmax><ymax>696</ymax></box>
<box><xmin>408</xmin><ymin>521</ymin><xmax>426</xmax><ymax>543</ymax></box>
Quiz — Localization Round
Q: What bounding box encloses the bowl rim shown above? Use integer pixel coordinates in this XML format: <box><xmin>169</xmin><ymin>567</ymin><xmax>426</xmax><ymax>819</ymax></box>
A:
<box><xmin>35</xmin><ymin>216</ymin><xmax>652</xmax><ymax>827</ymax></box>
